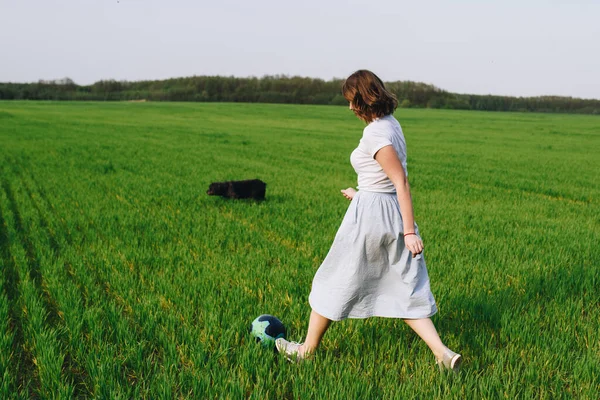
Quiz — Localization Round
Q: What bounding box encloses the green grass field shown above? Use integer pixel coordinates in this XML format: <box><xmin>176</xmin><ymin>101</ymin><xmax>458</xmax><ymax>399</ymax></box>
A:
<box><xmin>0</xmin><ymin>101</ymin><xmax>598</xmax><ymax>399</ymax></box>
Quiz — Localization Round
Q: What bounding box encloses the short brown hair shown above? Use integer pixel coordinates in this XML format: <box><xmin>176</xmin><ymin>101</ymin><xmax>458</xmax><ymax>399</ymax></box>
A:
<box><xmin>342</xmin><ymin>70</ymin><xmax>398</xmax><ymax>123</ymax></box>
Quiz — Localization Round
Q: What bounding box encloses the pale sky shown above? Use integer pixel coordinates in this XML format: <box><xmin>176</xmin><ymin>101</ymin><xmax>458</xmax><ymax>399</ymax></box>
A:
<box><xmin>1</xmin><ymin>0</ymin><xmax>599</xmax><ymax>99</ymax></box>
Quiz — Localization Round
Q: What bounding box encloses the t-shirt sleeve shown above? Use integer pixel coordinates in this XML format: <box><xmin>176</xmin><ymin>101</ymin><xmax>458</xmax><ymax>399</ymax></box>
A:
<box><xmin>362</xmin><ymin>127</ymin><xmax>393</xmax><ymax>158</ymax></box>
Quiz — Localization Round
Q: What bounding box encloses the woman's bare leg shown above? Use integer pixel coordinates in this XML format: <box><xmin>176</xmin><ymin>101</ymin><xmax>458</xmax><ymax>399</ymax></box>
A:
<box><xmin>299</xmin><ymin>310</ymin><xmax>332</xmax><ymax>354</ymax></box>
<box><xmin>403</xmin><ymin>318</ymin><xmax>448</xmax><ymax>360</ymax></box>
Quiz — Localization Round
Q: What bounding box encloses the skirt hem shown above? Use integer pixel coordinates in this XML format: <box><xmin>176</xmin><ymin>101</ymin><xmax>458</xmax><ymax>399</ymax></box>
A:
<box><xmin>309</xmin><ymin>298</ymin><xmax>438</xmax><ymax>322</ymax></box>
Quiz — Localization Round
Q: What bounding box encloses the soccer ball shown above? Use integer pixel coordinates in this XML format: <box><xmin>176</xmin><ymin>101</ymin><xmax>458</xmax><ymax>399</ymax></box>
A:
<box><xmin>250</xmin><ymin>314</ymin><xmax>286</xmax><ymax>346</ymax></box>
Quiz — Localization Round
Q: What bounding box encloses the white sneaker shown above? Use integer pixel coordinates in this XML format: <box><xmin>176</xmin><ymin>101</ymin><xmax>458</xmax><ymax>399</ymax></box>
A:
<box><xmin>436</xmin><ymin>348</ymin><xmax>462</xmax><ymax>372</ymax></box>
<box><xmin>275</xmin><ymin>338</ymin><xmax>305</xmax><ymax>363</ymax></box>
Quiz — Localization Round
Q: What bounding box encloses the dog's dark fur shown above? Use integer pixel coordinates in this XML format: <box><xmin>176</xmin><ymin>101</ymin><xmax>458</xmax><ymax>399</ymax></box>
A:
<box><xmin>207</xmin><ymin>179</ymin><xmax>266</xmax><ymax>200</ymax></box>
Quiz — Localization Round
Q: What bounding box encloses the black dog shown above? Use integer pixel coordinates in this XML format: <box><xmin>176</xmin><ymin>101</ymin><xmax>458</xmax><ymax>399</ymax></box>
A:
<box><xmin>207</xmin><ymin>179</ymin><xmax>266</xmax><ymax>200</ymax></box>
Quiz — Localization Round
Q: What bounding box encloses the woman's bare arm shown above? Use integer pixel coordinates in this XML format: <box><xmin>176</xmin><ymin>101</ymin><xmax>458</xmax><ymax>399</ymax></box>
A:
<box><xmin>374</xmin><ymin>145</ymin><xmax>424</xmax><ymax>256</ymax></box>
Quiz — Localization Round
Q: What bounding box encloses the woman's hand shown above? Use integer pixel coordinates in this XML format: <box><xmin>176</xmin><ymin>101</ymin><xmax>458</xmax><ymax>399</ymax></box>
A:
<box><xmin>341</xmin><ymin>188</ymin><xmax>357</xmax><ymax>200</ymax></box>
<box><xmin>404</xmin><ymin>234</ymin><xmax>424</xmax><ymax>257</ymax></box>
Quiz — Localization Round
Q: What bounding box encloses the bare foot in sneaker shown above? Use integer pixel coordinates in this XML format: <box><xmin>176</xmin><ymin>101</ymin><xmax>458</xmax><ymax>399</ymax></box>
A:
<box><xmin>341</xmin><ymin>188</ymin><xmax>357</xmax><ymax>200</ymax></box>
<box><xmin>436</xmin><ymin>348</ymin><xmax>462</xmax><ymax>372</ymax></box>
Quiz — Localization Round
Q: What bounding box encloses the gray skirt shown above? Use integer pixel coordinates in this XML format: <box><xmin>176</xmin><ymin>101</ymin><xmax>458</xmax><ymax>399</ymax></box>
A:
<box><xmin>308</xmin><ymin>190</ymin><xmax>437</xmax><ymax>321</ymax></box>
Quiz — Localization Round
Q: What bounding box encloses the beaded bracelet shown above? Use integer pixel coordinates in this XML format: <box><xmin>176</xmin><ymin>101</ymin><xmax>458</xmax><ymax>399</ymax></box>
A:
<box><xmin>404</xmin><ymin>232</ymin><xmax>417</xmax><ymax>237</ymax></box>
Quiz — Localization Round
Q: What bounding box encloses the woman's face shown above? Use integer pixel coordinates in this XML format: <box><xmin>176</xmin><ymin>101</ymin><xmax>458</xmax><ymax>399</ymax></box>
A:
<box><xmin>348</xmin><ymin>101</ymin><xmax>362</xmax><ymax>120</ymax></box>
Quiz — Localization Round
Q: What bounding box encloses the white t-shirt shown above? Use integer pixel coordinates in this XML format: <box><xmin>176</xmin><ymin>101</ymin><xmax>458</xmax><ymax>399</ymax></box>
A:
<box><xmin>350</xmin><ymin>114</ymin><xmax>407</xmax><ymax>193</ymax></box>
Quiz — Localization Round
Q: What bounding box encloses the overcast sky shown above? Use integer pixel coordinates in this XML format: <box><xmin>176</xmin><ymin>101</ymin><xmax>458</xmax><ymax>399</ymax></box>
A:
<box><xmin>1</xmin><ymin>0</ymin><xmax>599</xmax><ymax>99</ymax></box>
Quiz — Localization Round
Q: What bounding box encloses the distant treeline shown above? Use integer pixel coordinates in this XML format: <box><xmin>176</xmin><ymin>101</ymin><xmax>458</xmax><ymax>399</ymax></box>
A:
<box><xmin>1</xmin><ymin>75</ymin><xmax>599</xmax><ymax>114</ymax></box>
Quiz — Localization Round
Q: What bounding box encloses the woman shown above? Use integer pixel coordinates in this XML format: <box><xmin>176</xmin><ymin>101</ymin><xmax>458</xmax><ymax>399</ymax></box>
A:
<box><xmin>276</xmin><ymin>70</ymin><xmax>461</xmax><ymax>371</ymax></box>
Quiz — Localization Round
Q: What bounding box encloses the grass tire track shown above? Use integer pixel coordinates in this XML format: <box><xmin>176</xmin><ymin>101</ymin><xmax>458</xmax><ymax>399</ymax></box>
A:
<box><xmin>20</xmin><ymin>168</ymin><xmax>180</xmax><ymax>397</ymax></box>
<box><xmin>2</xmin><ymin>173</ymin><xmax>63</xmax><ymax>329</ymax></box>
<box><xmin>15</xmin><ymin>164</ymin><xmax>156</xmax><ymax>397</ymax></box>
<box><xmin>16</xmin><ymin>171</ymin><xmax>92</xmax><ymax>398</ymax></box>
<box><xmin>3</xmin><ymin>162</ymin><xmax>82</xmax><ymax>396</ymax></box>
<box><xmin>0</xmin><ymin>177</ymin><xmax>39</xmax><ymax>396</ymax></box>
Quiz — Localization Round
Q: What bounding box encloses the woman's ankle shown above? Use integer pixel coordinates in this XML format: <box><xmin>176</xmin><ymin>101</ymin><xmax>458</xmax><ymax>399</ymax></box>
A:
<box><xmin>299</xmin><ymin>343</ymin><xmax>316</xmax><ymax>356</ymax></box>
<box><xmin>433</xmin><ymin>346</ymin><xmax>449</xmax><ymax>361</ymax></box>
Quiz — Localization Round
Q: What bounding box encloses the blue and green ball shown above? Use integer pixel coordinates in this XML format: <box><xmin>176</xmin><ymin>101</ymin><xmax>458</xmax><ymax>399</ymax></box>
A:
<box><xmin>250</xmin><ymin>315</ymin><xmax>286</xmax><ymax>347</ymax></box>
